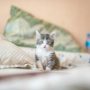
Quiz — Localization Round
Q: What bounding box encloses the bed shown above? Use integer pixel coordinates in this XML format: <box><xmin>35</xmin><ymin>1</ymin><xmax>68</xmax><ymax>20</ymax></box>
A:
<box><xmin>0</xmin><ymin>43</ymin><xmax>89</xmax><ymax>90</ymax></box>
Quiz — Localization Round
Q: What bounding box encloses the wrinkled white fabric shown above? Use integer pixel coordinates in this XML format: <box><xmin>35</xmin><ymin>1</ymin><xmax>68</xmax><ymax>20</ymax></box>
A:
<box><xmin>0</xmin><ymin>37</ymin><xmax>34</xmax><ymax>68</ymax></box>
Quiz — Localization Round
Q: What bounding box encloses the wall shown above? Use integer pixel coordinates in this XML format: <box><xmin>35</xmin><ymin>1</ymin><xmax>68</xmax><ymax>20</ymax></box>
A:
<box><xmin>0</xmin><ymin>0</ymin><xmax>90</xmax><ymax>48</ymax></box>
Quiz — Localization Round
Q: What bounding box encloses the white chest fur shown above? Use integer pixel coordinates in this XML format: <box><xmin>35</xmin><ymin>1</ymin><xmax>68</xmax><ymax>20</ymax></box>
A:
<box><xmin>36</xmin><ymin>48</ymin><xmax>54</xmax><ymax>64</ymax></box>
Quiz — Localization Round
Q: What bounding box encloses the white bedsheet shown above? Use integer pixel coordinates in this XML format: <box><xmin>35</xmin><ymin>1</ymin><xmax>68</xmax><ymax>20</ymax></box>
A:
<box><xmin>0</xmin><ymin>67</ymin><xmax>90</xmax><ymax>90</ymax></box>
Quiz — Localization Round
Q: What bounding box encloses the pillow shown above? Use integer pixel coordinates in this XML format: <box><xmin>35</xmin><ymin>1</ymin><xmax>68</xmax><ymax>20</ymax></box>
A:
<box><xmin>4</xmin><ymin>6</ymin><xmax>83</xmax><ymax>52</ymax></box>
<box><xmin>0</xmin><ymin>37</ymin><xmax>34</xmax><ymax>69</ymax></box>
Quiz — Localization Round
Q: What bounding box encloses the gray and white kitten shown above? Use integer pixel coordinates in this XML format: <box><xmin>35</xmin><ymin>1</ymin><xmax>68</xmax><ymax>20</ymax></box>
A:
<box><xmin>35</xmin><ymin>30</ymin><xmax>60</xmax><ymax>71</ymax></box>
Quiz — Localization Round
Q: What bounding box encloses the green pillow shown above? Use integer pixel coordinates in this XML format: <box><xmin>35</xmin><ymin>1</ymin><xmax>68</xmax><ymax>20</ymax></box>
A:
<box><xmin>4</xmin><ymin>6</ymin><xmax>83</xmax><ymax>52</ymax></box>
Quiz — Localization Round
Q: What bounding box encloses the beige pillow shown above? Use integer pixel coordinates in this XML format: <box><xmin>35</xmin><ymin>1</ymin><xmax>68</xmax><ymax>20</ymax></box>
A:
<box><xmin>0</xmin><ymin>37</ymin><xmax>34</xmax><ymax>69</ymax></box>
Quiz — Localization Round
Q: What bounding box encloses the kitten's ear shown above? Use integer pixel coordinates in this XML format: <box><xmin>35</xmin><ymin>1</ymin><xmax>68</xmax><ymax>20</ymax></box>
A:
<box><xmin>50</xmin><ymin>31</ymin><xmax>56</xmax><ymax>39</ymax></box>
<box><xmin>36</xmin><ymin>30</ymin><xmax>41</xmax><ymax>39</ymax></box>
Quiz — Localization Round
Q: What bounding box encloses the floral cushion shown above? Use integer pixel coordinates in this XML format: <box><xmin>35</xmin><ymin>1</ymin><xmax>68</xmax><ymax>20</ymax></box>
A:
<box><xmin>4</xmin><ymin>6</ymin><xmax>83</xmax><ymax>52</ymax></box>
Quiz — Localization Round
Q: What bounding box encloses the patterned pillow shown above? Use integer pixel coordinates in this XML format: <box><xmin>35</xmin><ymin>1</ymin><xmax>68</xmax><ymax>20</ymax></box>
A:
<box><xmin>4</xmin><ymin>6</ymin><xmax>83</xmax><ymax>52</ymax></box>
<box><xmin>0</xmin><ymin>38</ymin><xmax>34</xmax><ymax>69</ymax></box>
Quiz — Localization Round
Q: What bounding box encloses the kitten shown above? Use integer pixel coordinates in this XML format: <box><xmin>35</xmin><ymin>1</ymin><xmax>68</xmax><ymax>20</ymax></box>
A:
<box><xmin>35</xmin><ymin>30</ymin><xmax>60</xmax><ymax>71</ymax></box>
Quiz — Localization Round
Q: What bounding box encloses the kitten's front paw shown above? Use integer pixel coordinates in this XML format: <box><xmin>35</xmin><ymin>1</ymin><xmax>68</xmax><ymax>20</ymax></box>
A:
<box><xmin>46</xmin><ymin>67</ymin><xmax>51</xmax><ymax>71</ymax></box>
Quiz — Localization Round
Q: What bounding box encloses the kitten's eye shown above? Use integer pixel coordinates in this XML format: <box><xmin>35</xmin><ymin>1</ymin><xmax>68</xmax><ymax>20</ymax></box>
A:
<box><xmin>47</xmin><ymin>40</ymin><xmax>54</xmax><ymax>46</ymax></box>
<box><xmin>39</xmin><ymin>40</ymin><xmax>43</xmax><ymax>44</ymax></box>
<box><xmin>47</xmin><ymin>40</ymin><xmax>51</xmax><ymax>44</ymax></box>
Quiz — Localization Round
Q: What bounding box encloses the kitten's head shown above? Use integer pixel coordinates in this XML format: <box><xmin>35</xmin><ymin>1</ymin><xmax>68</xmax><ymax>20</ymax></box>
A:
<box><xmin>36</xmin><ymin>30</ymin><xmax>56</xmax><ymax>50</ymax></box>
